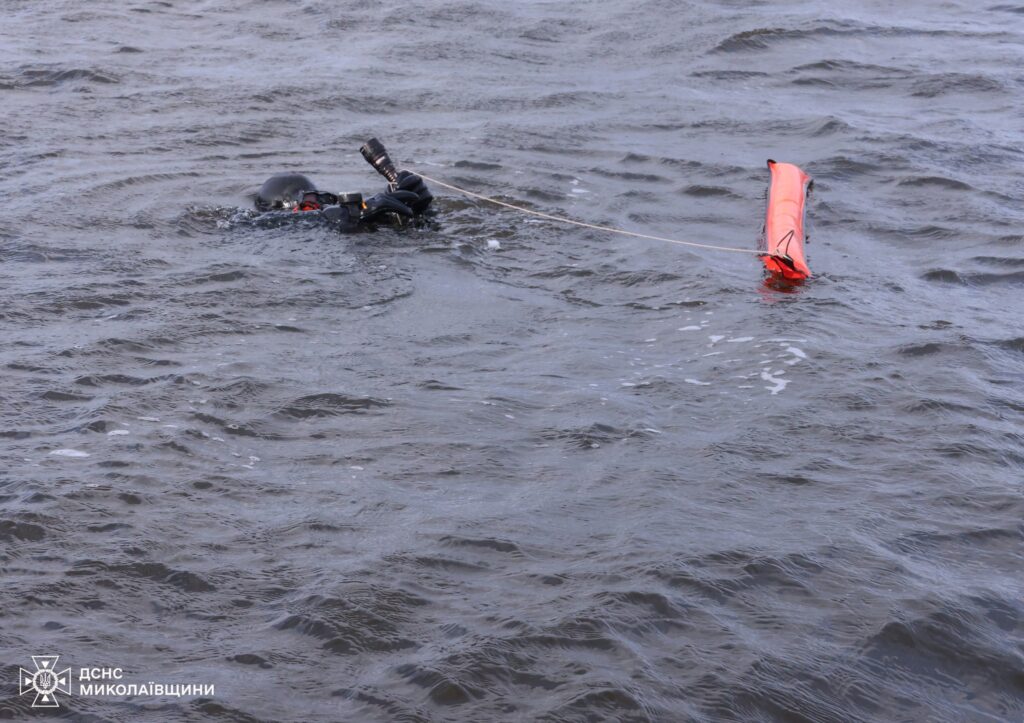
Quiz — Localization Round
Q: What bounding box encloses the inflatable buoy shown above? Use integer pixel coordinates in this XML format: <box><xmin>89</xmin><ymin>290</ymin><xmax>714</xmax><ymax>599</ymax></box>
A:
<box><xmin>760</xmin><ymin>160</ymin><xmax>812</xmax><ymax>281</ymax></box>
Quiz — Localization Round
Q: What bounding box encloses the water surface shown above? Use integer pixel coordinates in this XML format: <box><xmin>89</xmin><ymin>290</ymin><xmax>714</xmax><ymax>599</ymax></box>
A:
<box><xmin>1</xmin><ymin>1</ymin><xmax>1022</xmax><ymax>720</ymax></box>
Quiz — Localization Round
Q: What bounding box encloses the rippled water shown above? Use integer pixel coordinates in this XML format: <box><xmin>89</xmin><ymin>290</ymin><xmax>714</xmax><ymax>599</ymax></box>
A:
<box><xmin>2</xmin><ymin>1</ymin><xmax>1023</xmax><ymax>720</ymax></box>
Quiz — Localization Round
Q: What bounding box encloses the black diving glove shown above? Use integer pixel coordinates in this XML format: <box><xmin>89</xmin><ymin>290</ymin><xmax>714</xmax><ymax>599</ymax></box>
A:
<box><xmin>359</xmin><ymin>170</ymin><xmax>433</xmax><ymax>223</ymax></box>
<box><xmin>394</xmin><ymin>170</ymin><xmax>433</xmax><ymax>214</ymax></box>
<box><xmin>361</xmin><ymin>189</ymin><xmax>419</xmax><ymax>221</ymax></box>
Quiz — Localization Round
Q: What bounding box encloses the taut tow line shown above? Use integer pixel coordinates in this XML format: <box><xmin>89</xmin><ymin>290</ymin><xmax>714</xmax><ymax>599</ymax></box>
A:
<box><xmin>411</xmin><ymin>171</ymin><xmax>763</xmax><ymax>257</ymax></box>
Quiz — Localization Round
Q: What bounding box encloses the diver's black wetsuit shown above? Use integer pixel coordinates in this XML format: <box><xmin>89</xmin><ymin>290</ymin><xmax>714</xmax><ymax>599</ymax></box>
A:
<box><xmin>254</xmin><ymin>168</ymin><xmax>433</xmax><ymax>232</ymax></box>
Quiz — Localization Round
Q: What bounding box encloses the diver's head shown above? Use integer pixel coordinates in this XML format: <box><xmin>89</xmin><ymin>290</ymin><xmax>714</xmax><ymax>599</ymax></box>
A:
<box><xmin>255</xmin><ymin>173</ymin><xmax>316</xmax><ymax>212</ymax></box>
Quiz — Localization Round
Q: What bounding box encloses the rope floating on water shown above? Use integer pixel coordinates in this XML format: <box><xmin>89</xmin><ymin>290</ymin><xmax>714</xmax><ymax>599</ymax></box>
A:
<box><xmin>411</xmin><ymin>171</ymin><xmax>763</xmax><ymax>257</ymax></box>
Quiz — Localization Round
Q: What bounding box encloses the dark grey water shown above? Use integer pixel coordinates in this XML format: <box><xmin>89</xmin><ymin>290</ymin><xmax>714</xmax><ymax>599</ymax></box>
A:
<box><xmin>2</xmin><ymin>1</ymin><xmax>1023</xmax><ymax>720</ymax></box>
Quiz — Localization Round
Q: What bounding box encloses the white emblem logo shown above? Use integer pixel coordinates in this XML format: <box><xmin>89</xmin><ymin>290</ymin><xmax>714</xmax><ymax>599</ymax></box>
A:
<box><xmin>19</xmin><ymin>656</ymin><xmax>72</xmax><ymax>708</ymax></box>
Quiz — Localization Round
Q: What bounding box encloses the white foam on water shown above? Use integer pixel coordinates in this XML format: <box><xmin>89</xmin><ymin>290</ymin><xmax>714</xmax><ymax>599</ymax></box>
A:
<box><xmin>49</xmin><ymin>449</ymin><xmax>90</xmax><ymax>458</ymax></box>
<box><xmin>761</xmin><ymin>369</ymin><xmax>789</xmax><ymax>395</ymax></box>
<box><xmin>678</xmin><ymin>325</ymin><xmax>701</xmax><ymax>331</ymax></box>
<box><xmin>784</xmin><ymin>345</ymin><xmax>807</xmax><ymax>365</ymax></box>
<box><xmin>726</xmin><ymin>336</ymin><xmax>754</xmax><ymax>343</ymax></box>
<box><xmin>685</xmin><ymin>378</ymin><xmax>711</xmax><ymax>386</ymax></box>
<box><xmin>107</xmin><ymin>429</ymin><xmax>130</xmax><ymax>436</ymax></box>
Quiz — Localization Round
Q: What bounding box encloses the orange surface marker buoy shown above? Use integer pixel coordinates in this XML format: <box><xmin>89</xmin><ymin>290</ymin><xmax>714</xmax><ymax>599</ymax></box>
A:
<box><xmin>759</xmin><ymin>160</ymin><xmax>812</xmax><ymax>281</ymax></box>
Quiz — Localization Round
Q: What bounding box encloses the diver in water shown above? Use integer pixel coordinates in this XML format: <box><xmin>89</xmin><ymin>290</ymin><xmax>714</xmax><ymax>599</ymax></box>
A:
<box><xmin>253</xmin><ymin>138</ymin><xmax>433</xmax><ymax>231</ymax></box>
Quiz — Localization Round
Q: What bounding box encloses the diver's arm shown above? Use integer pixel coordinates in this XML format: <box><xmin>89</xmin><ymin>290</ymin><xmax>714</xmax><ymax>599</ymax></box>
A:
<box><xmin>356</xmin><ymin>138</ymin><xmax>433</xmax><ymax>220</ymax></box>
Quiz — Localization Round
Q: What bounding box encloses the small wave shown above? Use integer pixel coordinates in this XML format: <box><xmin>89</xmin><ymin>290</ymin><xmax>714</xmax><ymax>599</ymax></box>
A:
<box><xmin>184</xmin><ymin>268</ymin><xmax>251</xmax><ymax>285</ymax></box>
<box><xmin>0</xmin><ymin>518</ymin><xmax>48</xmax><ymax>541</ymax></box>
<box><xmin>40</xmin><ymin>390</ymin><xmax>94</xmax><ymax>402</ymax></box>
<box><xmin>815</xmin><ymin>155</ymin><xmax>895</xmax><ymax>179</ymax></box>
<box><xmin>712</xmin><ymin>21</ymin><xmax>1008</xmax><ymax>53</ymax></box>
<box><xmin>712</xmin><ymin>22</ymin><xmax>885</xmax><ymax>52</ymax></box>
<box><xmin>860</xmin><ymin>595</ymin><xmax>1024</xmax><ymax>692</ymax></box>
<box><xmin>395</xmin><ymin>664</ymin><xmax>484</xmax><ymax>706</ymax></box>
<box><xmin>897</xmin><ymin>175</ymin><xmax>972</xmax><ymax>192</ymax></box>
<box><xmin>809</xmin><ymin>117</ymin><xmax>854</xmax><ymax>136</ymax></box>
<box><xmin>970</xmin><ymin>255</ymin><xmax>1024</xmax><ymax>268</ymax></box>
<box><xmin>679</xmin><ymin>185</ymin><xmax>738</xmax><ymax>198</ymax></box>
<box><xmin>453</xmin><ymin>160</ymin><xmax>503</xmax><ymax>171</ymax></box>
<box><xmin>190</xmin><ymin>411</ymin><xmax>270</xmax><ymax>439</ymax></box>
<box><xmin>546</xmin><ymin>687</ymin><xmax>646</xmax><ymax>719</ymax></box>
<box><xmin>411</xmin><ymin>555</ymin><xmax>488</xmax><ymax>573</ymax></box>
<box><xmin>272</xmin><ymin>587</ymin><xmax>424</xmax><ymax>654</ymax></box>
<box><xmin>74</xmin><ymin>373</ymin><xmax>175</xmax><ymax>387</ymax></box>
<box><xmin>439</xmin><ymin>536</ymin><xmax>523</xmax><ymax>555</ymax></box>
<box><xmin>921</xmin><ymin>269</ymin><xmax>965</xmax><ymax>284</ymax></box>
<box><xmin>792</xmin><ymin>59</ymin><xmax>907</xmax><ymax>75</ymax></box>
<box><xmin>992</xmin><ymin>337</ymin><xmax>1024</xmax><ymax>353</ymax></box>
<box><xmin>902</xmin><ymin>225</ymin><xmax>961</xmax><ymax>241</ymax></box>
<box><xmin>90</xmin><ymin>561</ymin><xmax>218</xmax><ymax>593</ymax></box>
<box><xmin>179</xmin><ymin>205</ymin><xmax>249</xmax><ymax>235</ymax></box>
<box><xmin>902</xmin><ymin>398</ymin><xmax>976</xmax><ymax>414</ymax></box>
<box><xmin>911</xmin><ymin>73</ymin><xmax>1006</xmax><ymax>98</ymax></box>
<box><xmin>536</xmin><ymin>423</ymin><xmax>654</xmax><ymax>450</ymax></box>
<box><xmin>11</xmin><ymin>66</ymin><xmax>119</xmax><ymax>87</ymax></box>
<box><xmin>589</xmin><ymin>168</ymin><xmax>668</xmax><ymax>183</ymax></box>
<box><xmin>83</xmin><ymin>171</ymin><xmax>203</xmax><ymax>197</ymax></box>
<box><xmin>605</xmin><ymin>269</ymin><xmax>683</xmax><ymax>287</ymax></box>
<box><xmin>529</xmin><ymin>266</ymin><xmax>596</xmax><ymax>280</ymax></box>
<box><xmin>417</xmin><ymin>379</ymin><xmax>463</xmax><ymax>390</ymax></box>
<box><xmin>712</xmin><ymin>26</ymin><xmax>801</xmax><ymax>52</ymax></box>
<box><xmin>275</xmin><ymin>393</ymin><xmax>391</xmax><ymax>418</ymax></box>
<box><xmin>689</xmin><ymin>69</ymin><xmax>770</xmax><ymax>79</ymax></box>
<box><xmin>897</xmin><ymin>342</ymin><xmax>953</xmax><ymax>356</ymax></box>
<box><xmin>922</xmin><ymin>268</ymin><xmax>1024</xmax><ymax>286</ymax></box>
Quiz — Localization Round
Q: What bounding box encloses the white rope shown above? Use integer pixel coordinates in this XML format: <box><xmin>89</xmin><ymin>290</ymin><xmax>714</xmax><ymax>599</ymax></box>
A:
<box><xmin>412</xmin><ymin>171</ymin><xmax>763</xmax><ymax>256</ymax></box>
